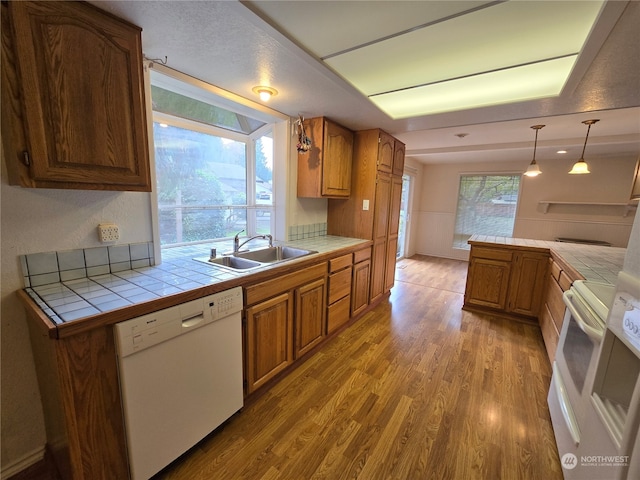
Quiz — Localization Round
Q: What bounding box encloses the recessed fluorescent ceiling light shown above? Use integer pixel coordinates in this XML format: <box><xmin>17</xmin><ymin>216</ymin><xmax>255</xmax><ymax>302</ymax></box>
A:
<box><xmin>324</xmin><ymin>1</ymin><xmax>604</xmax><ymax>119</ymax></box>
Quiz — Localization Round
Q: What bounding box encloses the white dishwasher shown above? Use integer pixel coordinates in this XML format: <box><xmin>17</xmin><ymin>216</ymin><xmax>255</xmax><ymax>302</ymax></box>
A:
<box><xmin>114</xmin><ymin>287</ymin><xmax>244</xmax><ymax>480</ymax></box>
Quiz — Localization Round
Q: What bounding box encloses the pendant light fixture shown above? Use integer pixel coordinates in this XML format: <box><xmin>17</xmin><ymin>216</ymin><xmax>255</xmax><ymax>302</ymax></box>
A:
<box><xmin>569</xmin><ymin>119</ymin><xmax>599</xmax><ymax>174</ymax></box>
<box><xmin>524</xmin><ymin>124</ymin><xmax>545</xmax><ymax>177</ymax></box>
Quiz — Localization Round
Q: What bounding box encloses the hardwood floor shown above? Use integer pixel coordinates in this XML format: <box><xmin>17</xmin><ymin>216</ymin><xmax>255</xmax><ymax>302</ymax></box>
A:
<box><xmin>153</xmin><ymin>254</ymin><xmax>562</xmax><ymax>480</ymax></box>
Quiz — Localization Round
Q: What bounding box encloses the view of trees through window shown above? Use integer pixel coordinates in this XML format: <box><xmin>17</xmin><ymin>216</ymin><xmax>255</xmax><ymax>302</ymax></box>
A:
<box><xmin>153</xmin><ymin>121</ymin><xmax>273</xmax><ymax>247</ymax></box>
<box><xmin>453</xmin><ymin>174</ymin><xmax>521</xmax><ymax>249</ymax></box>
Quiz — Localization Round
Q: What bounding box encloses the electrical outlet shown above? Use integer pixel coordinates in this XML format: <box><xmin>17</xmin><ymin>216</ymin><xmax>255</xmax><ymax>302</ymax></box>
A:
<box><xmin>98</xmin><ymin>223</ymin><xmax>120</xmax><ymax>243</ymax></box>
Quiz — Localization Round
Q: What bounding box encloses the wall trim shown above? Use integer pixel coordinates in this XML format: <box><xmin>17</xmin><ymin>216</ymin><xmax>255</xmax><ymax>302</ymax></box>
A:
<box><xmin>1</xmin><ymin>445</ymin><xmax>45</xmax><ymax>478</ymax></box>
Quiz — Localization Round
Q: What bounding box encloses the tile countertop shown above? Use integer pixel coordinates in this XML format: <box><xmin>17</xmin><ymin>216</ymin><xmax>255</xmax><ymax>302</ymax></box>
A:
<box><xmin>23</xmin><ymin>236</ymin><xmax>369</xmax><ymax>326</ymax></box>
<box><xmin>468</xmin><ymin>235</ymin><xmax>626</xmax><ymax>284</ymax></box>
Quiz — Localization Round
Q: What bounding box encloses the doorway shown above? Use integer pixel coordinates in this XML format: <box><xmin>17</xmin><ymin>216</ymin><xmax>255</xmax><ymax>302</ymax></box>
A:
<box><xmin>397</xmin><ymin>174</ymin><xmax>412</xmax><ymax>259</ymax></box>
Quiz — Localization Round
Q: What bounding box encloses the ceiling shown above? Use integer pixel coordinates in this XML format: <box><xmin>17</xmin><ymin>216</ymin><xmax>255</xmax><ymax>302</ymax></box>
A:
<box><xmin>91</xmin><ymin>0</ymin><xmax>640</xmax><ymax>165</ymax></box>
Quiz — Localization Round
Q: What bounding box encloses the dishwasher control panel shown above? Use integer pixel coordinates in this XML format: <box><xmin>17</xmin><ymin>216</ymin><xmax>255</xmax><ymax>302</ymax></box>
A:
<box><xmin>115</xmin><ymin>287</ymin><xmax>243</xmax><ymax>357</ymax></box>
<box><xmin>207</xmin><ymin>286</ymin><xmax>243</xmax><ymax>320</ymax></box>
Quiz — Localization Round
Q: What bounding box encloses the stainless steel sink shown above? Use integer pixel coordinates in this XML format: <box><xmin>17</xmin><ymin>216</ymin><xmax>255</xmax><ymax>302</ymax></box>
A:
<box><xmin>193</xmin><ymin>245</ymin><xmax>317</xmax><ymax>271</ymax></box>
<box><xmin>234</xmin><ymin>246</ymin><xmax>317</xmax><ymax>263</ymax></box>
<box><xmin>194</xmin><ymin>255</ymin><xmax>262</xmax><ymax>271</ymax></box>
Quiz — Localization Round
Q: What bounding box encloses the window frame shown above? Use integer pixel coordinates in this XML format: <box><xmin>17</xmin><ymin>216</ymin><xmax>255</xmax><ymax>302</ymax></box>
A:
<box><xmin>144</xmin><ymin>62</ymin><xmax>286</xmax><ymax>257</ymax></box>
<box><xmin>453</xmin><ymin>172</ymin><xmax>522</xmax><ymax>250</ymax></box>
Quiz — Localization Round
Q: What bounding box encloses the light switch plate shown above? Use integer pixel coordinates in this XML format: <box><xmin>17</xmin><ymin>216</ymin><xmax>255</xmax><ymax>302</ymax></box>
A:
<box><xmin>363</xmin><ymin>199</ymin><xmax>370</xmax><ymax>211</ymax></box>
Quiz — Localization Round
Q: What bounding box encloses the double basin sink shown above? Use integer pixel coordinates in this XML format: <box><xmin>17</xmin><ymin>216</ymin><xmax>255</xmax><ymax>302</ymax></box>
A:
<box><xmin>195</xmin><ymin>245</ymin><xmax>318</xmax><ymax>271</ymax></box>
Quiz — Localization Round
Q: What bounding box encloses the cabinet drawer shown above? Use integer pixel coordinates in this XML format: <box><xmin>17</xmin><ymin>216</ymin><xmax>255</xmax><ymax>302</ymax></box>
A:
<box><xmin>327</xmin><ymin>295</ymin><xmax>350</xmax><ymax>334</ymax></box>
<box><xmin>558</xmin><ymin>271</ymin><xmax>573</xmax><ymax>291</ymax></box>
<box><xmin>549</xmin><ymin>259</ymin><xmax>562</xmax><ymax>282</ymax></box>
<box><xmin>546</xmin><ymin>276</ymin><xmax>566</xmax><ymax>333</ymax></box>
<box><xmin>329</xmin><ymin>266</ymin><xmax>352</xmax><ymax>304</ymax></box>
<box><xmin>539</xmin><ymin>303</ymin><xmax>559</xmax><ymax>364</ymax></box>
<box><xmin>353</xmin><ymin>247</ymin><xmax>371</xmax><ymax>264</ymax></box>
<box><xmin>329</xmin><ymin>254</ymin><xmax>352</xmax><ymax>273</ymax></box>
<box><xmin>471</xmin><ymin>247</ymin><xmax>513</xmax><ymax>262</ymax></box>
<box><xmin>245</xmin><ymin>263</ymin><xmax>326</xmax><ymax>306</ymax></box>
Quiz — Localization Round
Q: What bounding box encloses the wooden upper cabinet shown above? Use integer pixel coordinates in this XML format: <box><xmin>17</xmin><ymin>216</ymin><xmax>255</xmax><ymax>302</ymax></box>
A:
<box><xmin>2</xmin><ymin>1</ymin><xmax>151</xmax><ymax>191</ymax></box>
<box><xmin>377</xmin><ymin>131</ymin><xmax>395</xmax><ymax>173</ymax></box>
<box><xmin>297</xmin><ymin>117</ymin><xmax>354</xmax><ymax>198</ymax></box>
<box><xmin>393</xmin><ymin>140</ymin><xmax>405</xmax><ymax>176</ymax></box>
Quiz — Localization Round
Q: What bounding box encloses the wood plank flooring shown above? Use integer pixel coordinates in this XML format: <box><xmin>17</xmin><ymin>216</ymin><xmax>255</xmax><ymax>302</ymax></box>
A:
<box><xmin>155</xmin><ymin>254</ymin><xmax>562</xmax><ymax>479</ymax></box>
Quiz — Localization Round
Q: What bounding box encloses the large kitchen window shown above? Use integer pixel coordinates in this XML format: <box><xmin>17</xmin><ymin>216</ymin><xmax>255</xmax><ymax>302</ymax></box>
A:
<box><xmin>149</xmin><ymin>66</ymin><xmax>278</xmax><ymax>248</ymax></box>
<box><xmin>453</xmin><ymin>174</ymin><xmax>521</xmax><ymax>249</ymax></box>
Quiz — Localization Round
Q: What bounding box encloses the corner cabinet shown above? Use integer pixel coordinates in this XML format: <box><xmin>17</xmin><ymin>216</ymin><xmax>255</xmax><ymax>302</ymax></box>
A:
<box><xmin>464</xmin><ymin>244</ymin><xmax>549</xmax><ymax>321</ymax></box>
<box><xmin>327</xmin><ymin>129</ymin><xmax>405</xmax><ymax>305</ymax></box>
<box><xmin>1</xmin><ymin>1</ymin><xmax>151</xmax><ymax>191</ymax></box>
<box><xmin>297</xmin><ymin>117</ymin><xmax>354</xmax><ymax>198</ymax></box>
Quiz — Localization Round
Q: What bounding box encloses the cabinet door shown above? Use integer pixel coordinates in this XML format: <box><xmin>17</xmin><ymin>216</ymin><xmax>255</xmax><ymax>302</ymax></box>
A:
<box><xmin>508</xmin><ymin>252</ymin><xmax>548</xmax><ymax>317</ymax></box>
<box><xmin>465</xmin><ymin>257</ymin><xmax>511</xmax><ymax>310</ymax></box>
<box><xmin>295</xmin><ymin>278</ymin><xmax>326</xmax><ymax>358</ymax></box>
<box><xmin>392</xmin><ymin>141</ymin><xmax>405</xmax><ymax>176</ymax></box>
<box><xmin>246</xmin><ymin>292</ymin><xmax>294</xmax><ymax>394</ymax></box>
<box><xmin>377</xmin><ymin>131</ymin><xmax>394</xmax><ymax>173</ymax></box>
<box><xmin>6</xmin><ymin>1</ymin><xmax>151</xmax><ymax>191</ymax></box>
<box><xmin>370</xmin><ymin>240</ymin><xmax>387</xmax><ymax>304</ymax></box>
<box><xmin>352</xmin><ymin>259</ymin><xmax>371</xmax><ymax>316</ymax></box>
<box><xmin>322</xmin><ymin>120</ymin><xmax>354</xmax><ymax>197</ymax></box>
<box><xmin>373</xmin><ymin>173</ymin><xmax>392</xmax><ymax>242</ymax></box>
<box><xmin>384</xmin><ymin>236</ymin><xmax>399</xmax><ymax>293</ymax></box>
<box><xmin>388</xmin><ymin>175</ymin><xmax>403</xmax><ymax>237</ymax></box>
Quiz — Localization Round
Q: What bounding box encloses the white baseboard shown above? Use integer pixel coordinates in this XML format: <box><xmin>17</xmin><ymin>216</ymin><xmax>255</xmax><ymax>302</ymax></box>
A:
<box><xmin>1</xmin><ymin>446</ymin><xmax>45</xmax><ymax>479</ymax></box>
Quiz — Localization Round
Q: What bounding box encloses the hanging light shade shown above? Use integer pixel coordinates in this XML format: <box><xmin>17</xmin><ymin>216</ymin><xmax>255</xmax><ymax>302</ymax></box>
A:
<box><xmin>569</xmin><ymin>119</ymin><xmax>599</xmax><ymax>174</ymax></box>
<box><xmin>524</xmin><ymin>124</ymin><xmax>545</xmax><ymax>177</ymax></box>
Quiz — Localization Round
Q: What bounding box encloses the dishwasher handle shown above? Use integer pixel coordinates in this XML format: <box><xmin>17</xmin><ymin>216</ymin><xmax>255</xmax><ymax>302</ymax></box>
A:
<box><xmin>182</xmin><ymin>313</ymin><xmax>205</xmax><ymax>328</ymax></box>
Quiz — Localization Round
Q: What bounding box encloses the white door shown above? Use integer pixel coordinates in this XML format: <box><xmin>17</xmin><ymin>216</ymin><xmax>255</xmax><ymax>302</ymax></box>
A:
<box><xmin>397</xmin><ymin>174</ymin><xmax>412</xmax><ymax>259</ymax></box>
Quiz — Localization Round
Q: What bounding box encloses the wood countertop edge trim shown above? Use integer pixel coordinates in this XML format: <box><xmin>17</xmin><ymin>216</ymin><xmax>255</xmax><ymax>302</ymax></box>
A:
<box><xmin>468</xmin><ymin>239</ymin><xmax>591</xmax><ymax>282</ymax></box>
<box><xmin>17</xmin><ymin>289</ymin><xmax>59</xmax><ymax>338</ymax></box>
<box><xmin>549</xmin><ymin>250</ymin><xmax>585</xmax><ymax>282</ymax></box>
<box><xmin>468</xmin><ymin>240</ymin><xmax>552</xmax><ymax>254</ymax></box>
<box><xmin>18</xmin><ymin>240</ymin><xmax>373</xmax><ymax>339</ymax></box>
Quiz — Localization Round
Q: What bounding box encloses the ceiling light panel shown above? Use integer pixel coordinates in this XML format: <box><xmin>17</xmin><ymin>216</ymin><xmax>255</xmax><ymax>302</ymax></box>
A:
<box><xmin>370</xmin><ymin>56</ymin><xmax>578</xmax><ymax>119</ymax></box>
<box><xmin>325</xmin><ymin>1</ymin><xmax>604</xmax><ymax>97</ymax></box>
<box><xmin>246</xmin><ymin>1</ymin><xmax>489</xmax><ymax>59</ymax></box>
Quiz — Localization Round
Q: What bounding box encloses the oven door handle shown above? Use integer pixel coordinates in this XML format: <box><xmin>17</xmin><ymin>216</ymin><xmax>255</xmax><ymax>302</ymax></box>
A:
<box><xmin>552</xmin><ymin>362</ymin><xmax>581</xmax><ymax>446</ymax></box>
<box><xmin>563</xmin><ymin>291</ymin><xmax>603</xmax><ymax>342</ymax></box>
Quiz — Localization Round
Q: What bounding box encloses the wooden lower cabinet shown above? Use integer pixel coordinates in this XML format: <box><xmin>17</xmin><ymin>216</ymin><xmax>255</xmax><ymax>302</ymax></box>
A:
<box><xmin>327</xmin><ymin>254</ymin><xmax>353</xmax><ymax>334</ymax></box>
<box><xmin>539</xmin><ymin>257</ymin><xmax>578</xmax><ymax>363</ymax></box>
<box><xmin>245</xmin><ymin>292</ymin><xmax>294</xmax><ymax>394</ymax></box>
<box><xmin>464</xmin><ymin>244</ymin><xmax>549</xmax><ymax>320</ymax></box>
<box><xmin>507</xmin><ymin>251</ymin><xmax>548</xmax><ymax>317</ymax></box>
<box><xmin>244</xmin><ymin>263</ymin><xmax>326</xmax><ymax>394</ymax></box>
<box><xmin>370</xmin><ymin>240</ymin><xmax>387</xmax><ymax>304</ymax></box>
<box><xmin>295</xmin><ymin>279</ymin><xmax>326</xmax><ymax>358</ymax></box>
<box><xmin>465</xmin><ymin>257</ymin><xmax>511</xmax><ymax>310</ymax></box>
<box><xmin>352</xmin><ymin>257</ymin><xmax>371</xmax><ymax>317</ymax></box>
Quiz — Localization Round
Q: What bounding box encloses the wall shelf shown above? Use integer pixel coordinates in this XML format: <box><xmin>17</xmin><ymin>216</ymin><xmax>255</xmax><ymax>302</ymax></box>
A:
<box><xmin>539</xmin><ymin>201</ymin><xmax>638</xmax><ymax>217</ymax></box>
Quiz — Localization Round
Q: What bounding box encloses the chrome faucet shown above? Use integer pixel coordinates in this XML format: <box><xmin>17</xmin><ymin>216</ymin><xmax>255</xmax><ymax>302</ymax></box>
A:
<box><xmin>233</xmin><ymin>230</ymin><xmax>273</xmax><ymax>253</ymax></box>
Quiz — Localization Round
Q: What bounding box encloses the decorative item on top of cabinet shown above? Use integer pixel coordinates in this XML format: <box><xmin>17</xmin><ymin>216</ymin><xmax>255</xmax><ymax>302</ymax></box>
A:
<box><xmin>1</xmin><ymin>1</ymin><xmax>151</xmax><ymax>191</ymax></box>
<box><xmin>297</xmin><ymin>116</ymin><xmax>354</xmax><ymax>198</ymax></box>
<box><xmin>327</xmin><ymin>129</ymin><xmax>405</xmax><ymax>306</ymax></box>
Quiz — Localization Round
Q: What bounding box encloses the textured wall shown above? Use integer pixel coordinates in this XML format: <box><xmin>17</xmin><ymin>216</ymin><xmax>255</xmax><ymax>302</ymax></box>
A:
<box><xmin>0</xmin><ymin>157</ymin><xmax>153</xmax><ymax>474</ymax></box>
<box><xmin>412</xmin><ymin>156</ymin><xmax>637</xmax><ymax>259</ymax></box>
